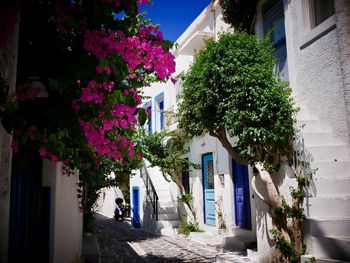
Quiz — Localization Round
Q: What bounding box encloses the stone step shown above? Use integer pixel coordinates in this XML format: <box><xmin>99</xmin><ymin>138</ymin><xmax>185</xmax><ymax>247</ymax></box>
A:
<box><xmin>311</xmin><ymin>177</ymin><xmax>350</xmax><ymax>196</ymax></box>
<box><xmin>158</xmin><ymin>220</ymin><xmax>181</xmax><ymax>228</ymax></box>
<box><xmin>307</xmin><ymin>145</ymin><xmax>350</xmax><ymax>162</ymax></box>
<box><xmin>307</xmin><ymin>196</ymin><xmax>350</xmax><ymax>218</ymax></box>
<box><xmin>297</xmin><ymin>106</ymin><xmax>311</xmax><ymax>120</ymax></box>
<box><xmin>301</xmin><ymin>254</ymin><xmax>350</xmax><ymax>263</ymax></box>
<box><xmin>158</xmin><ymin>212</ymin><xmax>179</xmax><ymax>221</ymax></box>
<box><xmin>157</xmin><ymin>220</ymin><xmax>181</xmax><ymax>236</ymax></box>
<box><xmin>311</xmin><ymin>161</ymin><xmax>350</xmax><ymax>178</ymax></box>
<box><xmin>302</xmin><ymin>132</ymin><xmax>333</xmax><ymax>146</ymax></box>
<box><xmin>310</xmin><ymin>236</ymin><xmax>350</xmax><ymax>261</ymax></box>
<box><xmin>216</xmin><ymin>252</ymin><xmax>256</xmax><ymax>263</ymax></box>
<box><xmin>297</xmin><ymin>119</ymin><xmax>323</xmax><ymax>132</ymax></box>
<box><xmin>155</xmin><ymin>190</ymin><xmax>173</xmax><ymax>201</ymax></box>
<box><xmin>307</xmin><ymin>218</ymin><xmax>350</xmax><ymax>237</ymax></box>
<box><xmin>189</xmin><ymin>231</ymin><xmax>256</xmax><ymax>252</ymax></box>
<box><xmin>158</xmin><ymin>202</ymin><xmax>178</xmax><ymax>209</ymax></box>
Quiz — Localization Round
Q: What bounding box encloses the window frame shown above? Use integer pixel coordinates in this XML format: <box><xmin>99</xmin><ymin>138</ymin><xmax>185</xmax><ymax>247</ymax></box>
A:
<box><xmin>154</xmin><ymin>92</ymin><xmax>164</xmax><ymax>132</ymax></box>
<box><xmin>300</xmin><ymin>0</ymin><xmax>336</xmax><ymax>49</ymax></box>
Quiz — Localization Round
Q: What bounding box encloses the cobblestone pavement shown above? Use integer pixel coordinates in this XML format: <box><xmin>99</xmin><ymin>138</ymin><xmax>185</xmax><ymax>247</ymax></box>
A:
<box><xmin>95</xmin><ymin>214</ymin><xmax>256</xmax><ymax>263</ymax></box>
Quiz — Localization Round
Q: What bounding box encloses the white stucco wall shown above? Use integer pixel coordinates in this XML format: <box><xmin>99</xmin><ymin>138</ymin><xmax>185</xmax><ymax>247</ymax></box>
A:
<box><xmin>96</xmin><ymin>186</ymin><xmax>124</xmax><ymax>219</ymax></box>
<box><xmin>130</xmin><ymin>170</ymin><xmax>147</xmax><ymax>226</ymax></box>
<box><xmin>285</xmin><ymin>0</ymin><xmax>349</xmax><ymax>144</ymax></box>
<box><xmin>42</xmin><ymin>160</ymin><xmax>83</xmax><ymax>263</ymax></box>
<box><xmin>135</xmin><ymin>0</ymin><xmax>256</xmax><ymax>237</ymax></box>
<box><xmin>253</xmin><ymin>0</ymin><xmax>350</xmax><ymax>261</ymax></box>
<box><xmin>0</xmin><ymin>13</ymin><xmax>19</xmax><ymax>263</ymax></box>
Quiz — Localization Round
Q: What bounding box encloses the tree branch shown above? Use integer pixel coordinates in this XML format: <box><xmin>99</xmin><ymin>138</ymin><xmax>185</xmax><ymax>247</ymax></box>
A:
<box><xmin>210</xmin><ymin>127</ymin><xmax>249</xmax><ymax>165</ymax></box>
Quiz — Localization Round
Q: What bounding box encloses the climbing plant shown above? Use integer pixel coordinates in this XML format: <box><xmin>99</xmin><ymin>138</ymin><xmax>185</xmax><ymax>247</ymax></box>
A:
<box><xmin>177</xmin><ymin>31</ymin><xmax>309</xmax><ymax>262</ymax></box>
<box><xmin>135</xmin><ymin>129</ymin><xmax>199</xmax><ymax>214</ymax></box>
<box><xmin>135</xmin><ymin>129</ymin><xmax>198</xmax><ymax>195</ymax></box>
<box><xmin>0</xmin><ymin>0</ymin><xmax>175</xmax><ymax>231</ymax></box>
<box><xmin>218</xmin><ymin>0</ymin><xmax>257</xmax><ymax>34</ymax></box>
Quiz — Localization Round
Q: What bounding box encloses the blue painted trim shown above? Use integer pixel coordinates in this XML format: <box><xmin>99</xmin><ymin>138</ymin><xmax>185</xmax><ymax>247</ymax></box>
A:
<box><xmin>132</xmin><ymin>186</ymin><xmax>141</xmax><ymax>228</ymax></box>
<box><xmin>202</xmin><ymin>152</ymin><xmax>214</xmax><ymax>225</ymax></box>
<box><xmin>142</xmin><ymin>100</ymin><xmax>152</xmax><ymax>132</ymax></box>
<box><xmin>232</xmin><ymin>159</ymin><xmax>251</xmax><ymax>230</ymax></box>
<box><xmin>154</xmin><ymin>92</ymin><xmax>164</xmax><ymax>101</ymax></box>
<box><xmin>154</xmin><ymin>92</ymin><xmax>164</xmax><ymax>131</ymax></box>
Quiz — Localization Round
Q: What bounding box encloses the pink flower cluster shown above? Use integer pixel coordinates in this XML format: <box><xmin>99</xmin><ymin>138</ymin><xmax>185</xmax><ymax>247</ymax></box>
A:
<box><xmin>83</xmin><ymin>28</ymin><xmax>175</xmax><ymax>80</ymax></box>
<box><xmin>79</xmin><ymin>119</ymin><xmax>136</xmax><ymax>161</ymax></box>
<box><xmin>17</xmin><ymin>83</ymin><xmax>41</xmax><ymax>101</ymax></box>
<box><xmin>80</xmin><ymin>80</ymin><xmax>115</xmax><ymax>105</ymax></box>
<box><xmin>39</xmin><ymin>147</ymin><xmax>60</xmax><ymax>162</ymax></box>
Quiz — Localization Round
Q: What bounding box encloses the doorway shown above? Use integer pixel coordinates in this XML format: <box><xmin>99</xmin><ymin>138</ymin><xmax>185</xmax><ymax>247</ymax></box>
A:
<box><xmin>202</xmin><ymin>153</ymin><xmax>215</xmax><ymax>226</ymax></box>
<box><xmin>132</xmin><ymin>186</ymin><xmax>140</xmax><ymax>228</ymax></box>
<box><xmin>233</xmin><ymin>160</ymin><xmax>251</xmax><ymax>230</ymax></box>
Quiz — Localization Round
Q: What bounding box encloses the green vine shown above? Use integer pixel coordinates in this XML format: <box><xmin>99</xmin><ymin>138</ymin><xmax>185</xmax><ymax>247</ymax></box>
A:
<box><xmin>271</xmin><ymin>153</ymin><xmax>317</xmax><ymax>263</ymax></box>
<box><xmin>218</xmin><ymin>0</ymin><xmax>257</xmax><ymax>34</ymax></box>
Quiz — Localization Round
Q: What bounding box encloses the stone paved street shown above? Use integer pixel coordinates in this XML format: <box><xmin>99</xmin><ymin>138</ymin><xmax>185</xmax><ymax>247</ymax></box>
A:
<box><xmin>95</xmin><ymin>214</ymin><xmax>256</xmax><ymax>263</ymax></box>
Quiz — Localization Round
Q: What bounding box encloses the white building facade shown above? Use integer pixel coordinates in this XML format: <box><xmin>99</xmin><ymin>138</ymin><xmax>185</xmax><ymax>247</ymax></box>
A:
<box><xmin>131</xmin><ymin>0</ymin><xmax>350</xmax><ymax>262</ymax></box>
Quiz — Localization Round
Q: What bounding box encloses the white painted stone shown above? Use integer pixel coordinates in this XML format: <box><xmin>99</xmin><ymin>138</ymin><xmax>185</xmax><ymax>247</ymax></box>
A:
<box><xmin>307</xmin><ymin>145</ymin><xmax>350</xmax><ymax>162</ymax></box>
<box><xmin>42</xmin><ymin>160</ymin><xmax>83</xmax><ymax>263</ymax></box>
<box><xmin>311</xmin><ymin>236</ymin><xmax>350</xmax><ymax>261</ymax></box>
<box><xmin>311</xmin><ymin>161</ymin><xmax>350</xmax><ymax>177</ymax></box>
<box><xmin>308</xmin><ymin>196</ymin><xmax>350</xmax><ymax>218</ymax></box>
<box><xmin>307</xmin><ymin>217</ymin><xmax>350</xmax><ymax>237</ymax></box>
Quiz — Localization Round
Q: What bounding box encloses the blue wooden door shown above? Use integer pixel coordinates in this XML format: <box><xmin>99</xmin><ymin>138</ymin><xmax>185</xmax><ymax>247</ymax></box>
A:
<box><xmin>233</xmin><ymin>160</ymin><xmax>251</xmax><ymax>230</ymax></box>
<box><xmin>202</xmin><ymin>153</ymin><xmax>215</xmax><ymax>225</ymax></box>
<box><xmin>132</xmin><ymin>186</ymin><xmax>140</xmax><ymax>228</ymax></box>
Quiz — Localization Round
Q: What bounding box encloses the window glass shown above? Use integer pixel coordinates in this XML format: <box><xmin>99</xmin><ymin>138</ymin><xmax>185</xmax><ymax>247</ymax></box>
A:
<box><xmin>206</xmin><ymin>160</ymin><xmax>214</xmax><ymax>189</ymax></box>
<box><xmin>159</xmin><ymin>100</ymin><xmax>164</xmax><ymax>130</ymax></box>
<box><xmin>312</xmin><ymin>0</ymin><xmax>334</xmax><ymax>27</ymax></box>
<box><xmin>147</xmin><ymin>105</ymin><xmax>152</xmax><ymax>132</ymax></box>
<box><xmin>263</xmin><ymin>0</ymin><xmax>288</xmax><ymax>80</ymax></box>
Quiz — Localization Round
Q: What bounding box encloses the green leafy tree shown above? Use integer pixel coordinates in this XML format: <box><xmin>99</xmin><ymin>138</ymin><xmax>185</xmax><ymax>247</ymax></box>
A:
<box><xmin>177</xmin><ymin>31</ymin><xmax>308</xmax><ymax>263</ymax></box>
<box><xmin>135</xmin><ymin>129</ymin><xmax>199</xmax><ymax>214</ymax></box>
<box><xmin>218</xmin><ymin>0</ymin><xmax>257</xmax><ymax>34</ymax></box>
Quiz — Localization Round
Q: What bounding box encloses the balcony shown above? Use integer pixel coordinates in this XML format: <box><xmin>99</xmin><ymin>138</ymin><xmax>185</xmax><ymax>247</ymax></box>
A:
<box><xmin>164</xmin><ymin>105</ymin><xmax>178</xmax><ymax>132</ymax></box>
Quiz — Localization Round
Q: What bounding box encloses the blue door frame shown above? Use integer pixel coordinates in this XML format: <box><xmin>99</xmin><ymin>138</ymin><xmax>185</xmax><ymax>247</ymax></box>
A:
<box><xmin>233</xmin><ymin>160</ymin><xmax>251</xmax><ymax>230</ymax></box>
<box><xmin>202</xmin><ymin>153</ymin><xmax>215</xmax><ymax>225</ymax></box>
<box><xmin>132</xmin><ymin>186</ymin><xmax>141</xmax><ymax>228</ymax></box>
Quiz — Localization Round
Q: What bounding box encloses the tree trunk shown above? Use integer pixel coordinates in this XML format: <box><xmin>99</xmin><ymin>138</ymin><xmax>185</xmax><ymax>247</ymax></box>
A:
<box><xmin>210</xmin><ymin>128</ymin><xmax>249</xmax><ymax>165</ymax></box>
<box><xmin>208</xmin><ymin>129</ymin><xmax>297</xmax><ymax>262</ymax></box>
<box><xmin>168</xmin><ymin>171</ymin><xmax>196</xmax><ymax>221</ymax></box>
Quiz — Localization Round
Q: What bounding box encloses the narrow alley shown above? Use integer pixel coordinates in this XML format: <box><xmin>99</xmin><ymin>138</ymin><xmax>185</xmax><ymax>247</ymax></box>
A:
<box><xmin>94</xmin><ymin>214</ymin><xmax>255</xmax><ymax>263</ymax></box>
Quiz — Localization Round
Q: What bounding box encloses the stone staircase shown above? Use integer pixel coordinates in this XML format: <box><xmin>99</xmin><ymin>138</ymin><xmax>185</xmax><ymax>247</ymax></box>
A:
<box><xmin>142</xmin><ymin>165</ymin><xmax>180</xmax><ymax>236</ymax></box>
<box><xmin>297</xmin><ymin>106</ymin><xmax>350</xmax><ymax>263</ymax></box>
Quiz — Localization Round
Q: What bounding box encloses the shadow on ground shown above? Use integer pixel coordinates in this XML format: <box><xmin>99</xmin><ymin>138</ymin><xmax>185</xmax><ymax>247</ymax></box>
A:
<box><xmin>94</xmin><ymin>214</ymin><xmax>212</xmax><ymax>263</ymax></box>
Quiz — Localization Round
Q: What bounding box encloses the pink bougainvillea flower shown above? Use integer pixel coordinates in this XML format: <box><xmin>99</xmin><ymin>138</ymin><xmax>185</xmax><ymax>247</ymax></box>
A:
<box><xmin>39</xmin><ymin>147</ymin><xmax>47</xmax><ymax>157</ymax></box>
<box><xmin>11</xmin><ymin>139</ymin><xmax>18</xmax><ymax>153</ymax></box>
<box><xmin>127</xmin><ymin>149</ymin><xmax>135</xmax><ymax>157</ymax></box>
<box><xmin>28</xmin><ymin>125</ymin><xmax>37</xmax><ymax>134</ymax></box>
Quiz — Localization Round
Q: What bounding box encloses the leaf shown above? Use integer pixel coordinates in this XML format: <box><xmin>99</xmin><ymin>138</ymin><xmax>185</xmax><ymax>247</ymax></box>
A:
<box><xmin>99</xmin><ymin>58</ymin><xmax>108</xmax><ymax>70</ymax></box>
<box><xmin>137</xmin><ymin>107</ymin><xmax>148</xmax><ymax>126</ymax></box>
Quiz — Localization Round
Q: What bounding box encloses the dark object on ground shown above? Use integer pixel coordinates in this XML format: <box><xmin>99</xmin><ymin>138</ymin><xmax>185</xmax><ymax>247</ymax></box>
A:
<box><xmin>114</xmin><ymin>198</ymin><xmax>125</xmax><ymax>221</ymax></box>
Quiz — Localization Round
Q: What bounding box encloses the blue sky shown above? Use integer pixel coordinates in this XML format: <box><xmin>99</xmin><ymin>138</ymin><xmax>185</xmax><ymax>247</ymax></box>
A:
<box><xmin>141</xmin><ymin>0</ymin><xmax>212</xmax><ymax>42</ymax></box>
